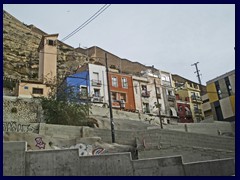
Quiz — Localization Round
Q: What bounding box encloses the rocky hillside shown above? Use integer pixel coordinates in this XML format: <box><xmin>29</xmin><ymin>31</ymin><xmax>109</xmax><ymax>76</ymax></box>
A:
<box><xmin>3</xmin><ymin>10</ymin><xmax>88</xmax><ymax>82</ymax></box>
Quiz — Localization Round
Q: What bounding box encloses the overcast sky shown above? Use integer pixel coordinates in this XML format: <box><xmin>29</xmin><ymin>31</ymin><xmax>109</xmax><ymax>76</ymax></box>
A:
<box><xmin>3</xmin><ymin>4</ymin><xmax>235</xmax><ymax>85</ymax></box>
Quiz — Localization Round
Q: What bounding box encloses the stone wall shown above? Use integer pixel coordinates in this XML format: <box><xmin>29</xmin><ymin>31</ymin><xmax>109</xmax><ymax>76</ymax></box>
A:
<box><xmin>3</xmin><ymin>141</ymin><xmax>235</xmax><ymax>176</ymax></box>
<box><xmin>3</xmin><ymin>96</ymin><xmax>42</xmax><ymax>123</ymax></box>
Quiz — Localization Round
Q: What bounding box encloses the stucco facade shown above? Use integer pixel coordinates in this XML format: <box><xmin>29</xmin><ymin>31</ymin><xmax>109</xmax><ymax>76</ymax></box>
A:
<box><xmin>173</xmin><ymin>74</ymin><xmax>205</xmax><ymax>123</ymax></box>
<box><xmin>18</xmin><ymin>34</ymin><xmax>58</xmax><ymax>98</ymax></box>
<box><xmin>205</xmin><ymin>70</ymin><xmax>235</xmax><ymax>122</ymax></box>
<box><xmin>66</xmin><ymin>63</ymin><xmax>109</xmax><ymax>105</ymax></box>
<box><xmin>108</xmin><ymin>71</ymin><xmax>135</xmax><ymax>111</ymax></box>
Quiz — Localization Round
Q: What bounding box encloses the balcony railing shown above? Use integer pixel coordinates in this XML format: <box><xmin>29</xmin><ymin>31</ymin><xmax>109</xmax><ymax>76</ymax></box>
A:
<box><xmin>194</xmin><ymin>109</ymin><xmax>202</xmax><ymax>114</ymax></box>
<box><xmin>112</xmin><ymin>101</ymin><xmax>120</xmax><ymax>108</ymax></box>
<box><xmin>162</xmin><ymin>80</ymin><xmax>171</xmax><ymax>87</ymax></box>
<box><xmin>91</xmin><ymin>79</ymin><xmax>102</xmax><ymax>87</ymax></box>
<box><xmin>91</xmin><ymin>96</ymin><xmax>103</xmax><ymax>103</ymax></box>
<box><xmin>185</xmin><ymin>111</ymin><xmax>192</xmax><ymax>117</ymax></box>
<box><xmin>167</xmin><ymin>95</ymin><xmax>176</xmax><ymax>101</ymax></box>
<box><xmin>79</xmin><ymin>93</ymin><xmax>88</xmax><ymax>99</ymax></box>
<box><xmin>191</xmin><ymin>95</ymin><xmax>202</xmax><ymax>102</ymax></box>
<box><xmin>141</xmin><ymin>91</ymin><xmax>150</xmax><ymax>98</ymax></box>
<box><xmin>143</xmin><ymin>108</ymin><xmax>150</xmax><ymax>114</ymax></box>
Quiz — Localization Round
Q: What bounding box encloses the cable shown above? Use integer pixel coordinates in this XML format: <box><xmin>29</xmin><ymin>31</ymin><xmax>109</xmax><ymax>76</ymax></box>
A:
<box><xmin>61</xmin><ymin>4</ymin><xmax>111</xmax><ymax>42</ymax></box>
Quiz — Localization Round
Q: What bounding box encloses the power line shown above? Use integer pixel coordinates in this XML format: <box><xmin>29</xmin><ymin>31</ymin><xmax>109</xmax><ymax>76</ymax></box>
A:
<box><xmin>61</xmin><ymin>4</ymin><xmax>111</xmax><ymax>42</ymax></box>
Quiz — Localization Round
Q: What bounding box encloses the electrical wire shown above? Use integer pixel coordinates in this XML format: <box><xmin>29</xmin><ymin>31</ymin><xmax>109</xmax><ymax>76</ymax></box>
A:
<box><xmin>61</xmin><ymin>4</ymin><xmax>111</xmax><ymax>42</ymax></box>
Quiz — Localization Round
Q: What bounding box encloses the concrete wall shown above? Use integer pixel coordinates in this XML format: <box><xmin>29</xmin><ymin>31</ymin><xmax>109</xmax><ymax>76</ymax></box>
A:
<box><xmin>39</xmin><ymin>123</ymin><xmax>83</xmax><ymax>139</ymax></box>
<box><xmin>184</xmin><ymin>158</ymin><xmax>235</xmax><ymax>176</ymax></box>
<box><xmin>163</xmin><ymin>121</ymin><xmax>235</xmax><ymax>136</ymax></box>
<box><xmin>90</xmin><ymin>128</ymin><xmax>235</xmax><ymax>151</ymax></box>
<box><xmin>37</xmin><ymin>123</ymin><xmax>235</xmax><ymax>151</ymax></box>
<box><xmin>138</xmin><ymin>143</ymin><xmax>235</xmax><ymax>163</ymax></box>
<box><xmin>3</xmin><ymin>141</ymin><xmax>26</xmax><ymax>176</ymax></box>
<box><xmin>4</xmin><ymin>141</ymin><xmax>235</xmax><ymax>176</ymax></box>
<box><xmin>133</xmin><ymin>156</ymin><xmax>185</xmax><ymax>176</ymax></box>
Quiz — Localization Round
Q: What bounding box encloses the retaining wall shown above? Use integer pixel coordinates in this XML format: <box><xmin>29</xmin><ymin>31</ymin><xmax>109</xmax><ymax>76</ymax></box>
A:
<box><xmin>163</xmin><ymin>122</ymin><xmax>235</xmax><ymax>136</ymax></box>
<box><xmin>3</xmin><ymin>96</ymin><xmax>42</xmax><ymax>123</ymax></box>
<box><xmin>36</xmin><ymin>124</ymin><xmax>235</xmax><ymax>151</ymax></box>
<box><xmin>3</xmin><ymin>141</ymin><xmax>235</xmax><ymax>176</ymax></box>
<box><xmin>90</xmin><ymin>128</ymin><xmax>235</xmax><ymax>151</ymax></box>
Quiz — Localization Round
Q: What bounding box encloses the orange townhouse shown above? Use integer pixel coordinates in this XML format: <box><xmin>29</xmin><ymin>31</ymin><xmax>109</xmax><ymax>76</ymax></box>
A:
<box><xmin>108</xmin><ymin>69</ymin><xmax>136</xmax><ymax>112</ymax></box>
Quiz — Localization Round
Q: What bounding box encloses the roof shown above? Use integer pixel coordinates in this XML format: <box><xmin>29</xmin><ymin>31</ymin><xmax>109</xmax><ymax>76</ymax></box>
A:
<box><xmin>206</xmin><ymin>69</ymin><xmax>235</xmax><ymax>84</ymax></box>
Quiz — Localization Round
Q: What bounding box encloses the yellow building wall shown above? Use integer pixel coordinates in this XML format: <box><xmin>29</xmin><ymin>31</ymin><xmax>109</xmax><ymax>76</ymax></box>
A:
<box><xmin>229</xmin><ymin>95</ymin><xmax>235</xmax><ymax>114</ymax></box>
<box><xmin>207</xmin><ymin>83</ymin><xmax>218</xmax><ymax>103</ymax></box>
<box><xmin>18</xmin><ymin>82</ymin><xmax>51</xmax><ymax>98</ymax></box>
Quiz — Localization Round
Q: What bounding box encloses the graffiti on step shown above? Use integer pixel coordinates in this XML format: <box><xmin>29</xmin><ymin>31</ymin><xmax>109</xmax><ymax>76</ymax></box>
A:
<box><xmin>68</xmin><ymin>143</ymin><xmax>106</xmax><ymax>156</ymax></box>
<box><xmin>92</xmin><ymin>147</ymin><xmax>105</xmax><ymax>155</ymax></box>
<box><xmin>70</xmin><ymin>143</ymin><xmax>93</xmax><ymax>156</ymax></box>
<box><xmin>3</xmin><ymin>121</ymin><xmax>38</xmax><ymax>133</ymax></box>
<box><xmin>35</xmin><ymin>137</ymin><xmax>46</xmax><ymax>149</ymax></box>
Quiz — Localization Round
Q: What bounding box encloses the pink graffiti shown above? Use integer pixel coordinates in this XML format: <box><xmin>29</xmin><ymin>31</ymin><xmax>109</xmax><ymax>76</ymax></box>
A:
<box><xmin>92</xmin><ymin>147</ymin><xmax>105</xmax><ymax>155</ymax></box>
<box><xmin>35</xmin><ymin>137</ymin><xmax>46</xmax><ymax>149</ymax></box>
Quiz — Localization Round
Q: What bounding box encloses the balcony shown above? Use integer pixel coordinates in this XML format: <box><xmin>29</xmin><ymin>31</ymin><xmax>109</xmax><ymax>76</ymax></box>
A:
<box><xmin>91</xmin><ymin>79</ymin><xmax>102</xmax><ymax>87</ymax></box>
<box><xmin>191</xmin><ymin>95</ymin><xmax>202</xmax><ymax>103</ymax></box>
<box><xmin>112</xmin><ymin>101</ymin><xmax>120</xmax><ymax>108</ymax></box>
<box><xmin>141</xmin><ymin>91</ymin><xmax>150</xmax><ymax>98</ymax></box>
<box><xmin>162</xmin><ymin>80</ymin><xmax>171</xmax><ymax>87</ymax></box>
<box><xmin>80</xmin><ymin>93</ymin><xmax>88</xmax><ymax>99</ymax></box>
<box><xmin>167</xmin><ymin>95</ymin><xmax>176</xmax><ymax>102</ymax></box>
<box><xmin>143</xmin><ymin>108</ymin><xmax>150</xmax><ymax>114</ymax></box>
<box><xmin>185</xmin><ymin>111</ymin><xmax>193</xmax><ymax>117</ymax></box>
<box><xmin>91</xmin><ymin>96</ymin><xmax>103</xmax><ymax>103</ymax></box>
<box><xmin>194</xmin><ymin>109</ymin><xmax>202</xmax><ymax>114</ymax></box>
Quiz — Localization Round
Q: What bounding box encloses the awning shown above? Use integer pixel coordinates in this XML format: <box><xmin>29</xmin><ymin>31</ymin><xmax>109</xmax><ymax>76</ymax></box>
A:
<box><xmin>185</xmin><ymin>107</ymin><xmax>190</xmax><ymax>111</ymax></box>
<box><xmin>170</xmin><ymin>107</ymin><xmax>177</xmax><ymax>117</ymax></box>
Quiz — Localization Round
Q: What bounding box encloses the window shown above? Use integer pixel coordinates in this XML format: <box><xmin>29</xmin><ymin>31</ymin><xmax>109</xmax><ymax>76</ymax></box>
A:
<box><xmin>94</xmin><ymin>89</ymin><xmax>100</xmax><ymax>97</ymax></box>
<box><xmin>161</xmin><ymin>75</ymin><xmax>170</xmax><ymax>81</ymax></box>
<box><xmin>32</xmin><ymin>88</ymin><xmax>43</xmax><ymax>94</ymax></box>
<box><xmin>24</xmin><ymin>86</ymin><xmax>28</xmax><ymax>90</ymax></box>
<box><xmin>111</xmin><ymin>92</ymin><xmax>117</xmax><ymax>101</ymax></box>
<box><xmin>93</xmin><ymin>72</ymin><xmax>99</xmax><ymax>80</ymax></box>
<box><xmin>215</xmin><ymin>81</ymin><xmax>222</xmax><ymax>99</ymax></box>
<box><xmin>120</xmin><ymin>93</ymin><xmax>126</xmax><ymax>102</ymax></box>
<box><xmin>122</xmin><ymin>78</ymin><xmax>128</xmax><ymax>88</ymax></box>
<box><xmin>134</xmin><ymin>83</ymin><xmax>138</xmax><ymax>94</ymax></box>
<box><xmin>112</xmin><ymin>77</ymin><xmax>118</xmax><ymax>87</ymax></box>
<box><xmin>80</xmin><ymin>86</ymin><xmax>87</xmax><ymax>96</ymax></box>
<box><xmin>203</xmin><ymin>99</ymin><xmax>209</xmax><ymax>103</ymax></box>
<box><xmin>194</xmin><ymin>104</ymin><xmax>198</xmax><ymax>111</ymax></box>
<box><xmin>179</xmin><ymin>105</ymin><xmax>183</xmax><ymax>112</ymax></box>
<box><xmin>167</xmin><ymin>89</ymin><xmax>173</xmax><ymax>96</ymax></box>
<box><xmin>225</xmin><ymin>77</ymin><xmax>232</xmax><ymax>96</ymax></box>
<box><xmin>47</xmin><ymin>39</ymin><xmax>55</xmax><ymax>46</ymax></box>
<box><xmin>142</xmin><ymin>85</ymin><xmax>147</xmax><ymax>92</ymax></box>
<box><xmin>191</xmin><ymin>92</ymin><xmax>196</xmax><ymax>97</ymax></box>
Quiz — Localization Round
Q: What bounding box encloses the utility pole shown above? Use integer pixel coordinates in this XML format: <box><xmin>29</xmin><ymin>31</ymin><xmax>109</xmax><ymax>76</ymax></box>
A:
<box><xmin>191</xmin><ymin>62</ymin><xmax>202</xmax><ymax>93</ymax></box>
<box><xmin>154</xmin><ymin>79</ymin><xmax>163</xmax><ymax>129</ymax></box>
<box><xmin>105</xmin><ymin>53</ymin><xmax>115</xmax><ymax>143</ymax></box>
<box><xmin>86</xmin><ymin>69</ymin><xmax>90</xmax><ymax>117</ymax></box>
<box><xmin>191</xmin><ymin>62</ymin><xmax>202</xmax><ymax>122</ymax></box>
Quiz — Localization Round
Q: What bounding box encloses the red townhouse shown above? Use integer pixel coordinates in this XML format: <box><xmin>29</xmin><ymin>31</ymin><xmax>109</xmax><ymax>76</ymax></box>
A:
<box><xmin>108</xmin><ymin>70</ymin><xmax>136</xmax><ymax>111</ymax></box>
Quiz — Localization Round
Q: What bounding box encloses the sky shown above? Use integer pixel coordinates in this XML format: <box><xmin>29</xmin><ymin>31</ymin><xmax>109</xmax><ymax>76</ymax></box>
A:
<box><xmin>3</xmin><ymin>4</ymin><xmax>235</xmax><ymax>85</ymax></box>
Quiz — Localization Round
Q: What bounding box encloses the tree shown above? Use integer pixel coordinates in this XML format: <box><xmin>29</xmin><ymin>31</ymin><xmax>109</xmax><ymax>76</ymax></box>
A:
<box><xmin>40</xmin><ymin>76</ymin><xmax>98</xmax><ymax>127</ymax></box>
